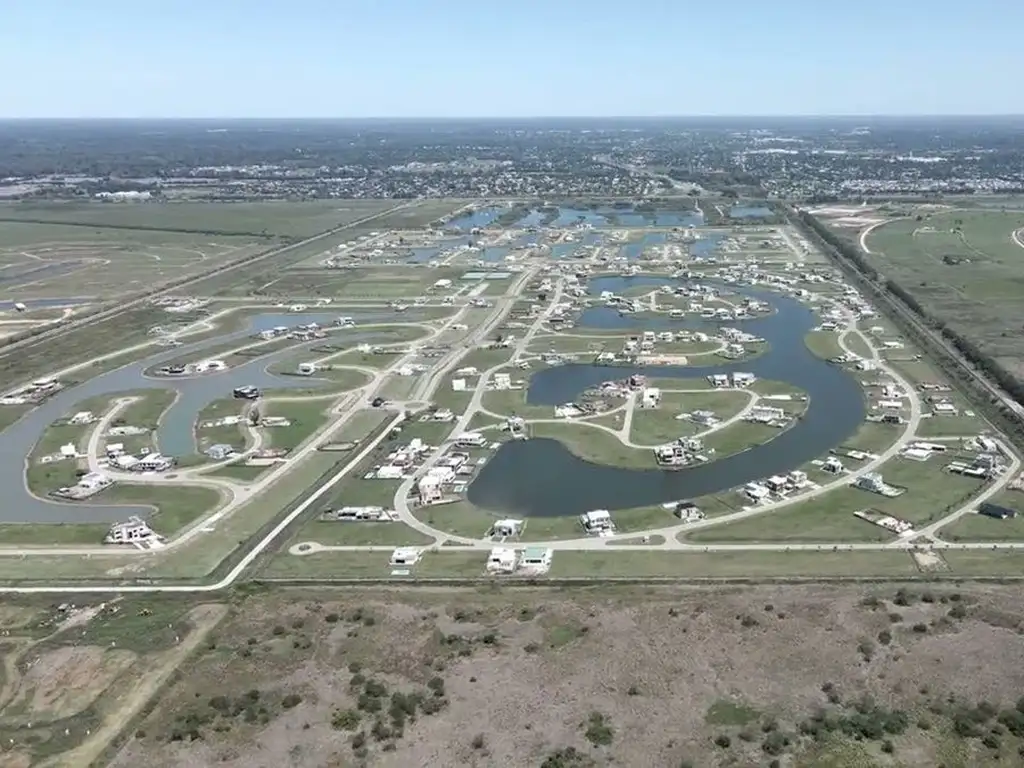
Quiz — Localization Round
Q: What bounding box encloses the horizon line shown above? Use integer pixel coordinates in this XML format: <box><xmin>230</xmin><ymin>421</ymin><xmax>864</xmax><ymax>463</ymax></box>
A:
<box><xmin>1</xmin><ymin>114</ymin><xmax>1023</xmax><ymax>121</ymax></box>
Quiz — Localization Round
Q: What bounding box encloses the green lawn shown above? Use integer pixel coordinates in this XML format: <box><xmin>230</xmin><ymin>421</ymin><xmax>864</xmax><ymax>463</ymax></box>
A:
<box><xmin>194</xmin><ymin>398</ymin><xmax>249</xmax><ymax>455</ymax></box>
<box><xmin>938</xmin><ymin>491</ymin><xmax>1024</xmax><ymax>542</ymax></box>
<box><xmin>481</xmin><ymin>387</ymin><xmax>551</xmax><ymax>420</ymax></box>
<box><xmin>295</xmin><ymin>521</ymin><xmax>433</xmax><ymax>546</ymax></box>
<box><xmin>703</xmin><ymin>421</ymin><xmax>783</xmax><ymax>459</ymax></box>
<box><xmin>804</xmin><ymin>330</ymin><xmax>844</xmax><ymax>359</ymax></box>
<box><xmin>530</xmin><ymin>421</ymin><xmax>655</xmax><ymax>468</ymax></box>
<box><xmin>0</xmin><ymin>523</ymin><xmax>109</xmax><ymax>546</ymax></box>
<box><xmin>261</xmin><ymin>399</ymin><xmax>331</xmax><ymax>452</ymax></box>
<box><xmin>629</xmin><ymin>390</ymin><xmax>751</xmax><ymax>446</ymax></box>
<box><xmin>864</xmin><ymin>209</ymin><xmax>1024</xmax><ymax>376</ymax></box>
<box><xmin>844</xmin><ymin>331</ymin><xmax>874</xmax><ymax>358</ymax></box>
<box><xmin>0</xmin><ymin>199</ymin><xmax>399</xmax><ymax>238</ymax></box>
<box><xmin>100</xmin><ymin>484</ymin><xmax>223</xmax><ymax>536</ymax></box>
<box><xmin>687</xmin><ymin>457</ymin><xmax>987</xmax><ymax>543</ymax></box>
<box><xmin>839</xmin><ymin>421</ymin><xmax>903</xmax><ymax>454</ymax></box>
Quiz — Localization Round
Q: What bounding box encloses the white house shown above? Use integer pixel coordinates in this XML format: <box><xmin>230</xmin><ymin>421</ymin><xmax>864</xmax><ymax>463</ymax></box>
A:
<box><xmin>519</xmin><ymin>546</ymin><xmax>553</xmax><ymax>573</ymax></box>
<box><xmin>417</xmin><ymin>475</ymin><xmax>444</xmax><ymax>504</ymax></box>
<box><xmin>105</xmin><ymin>516</ymin><xmax>161</xmax><ymax>545</ymax></box>
<box><xmin>747</xmin><ymin>405</ymin><xmax>786</xmax><ymax>423</ymax></box>
<box><xmin>456</xmin><ymin>432</ymin><xmax>486</xmax><ymax>448</ymax></box>
<box><xmin>487</xmin><ymin>547</ymin><xmax>519</xmax><ymax>574</ymax></box>
<box><xmin>822</xmin><ymin>456</ymin><xmax>844</xmax><ymax>473</ymax></box>
<box><xmin>640</xmin><ymin>387</ymin><xmax>661</xmax><ymax>409</ymax></box>
<box><xmin>69</xmin><ymin>411</ymin><xmax>95</xmax><ymax>425</ymax></box>
<box><xmin>493</xmin><ymin>373</ymin><xmax>512</xmax><ymax>390</ymax></box>
<box><xmin>731</xmin><ymin>372</ymin><xmax>756</xmax><ymax>387</ymax></box>
<box><xmin>390</xmin><ymin>547</ymin><xmax>421</xmax><ymax>566</ymax></box>
<box><xmin>580</xmin><ymin>509</ymin><xmax>615</xmax><ymax>534</ymax></box>
<box><xmin>491</xmin><ymin>519</ymin><xmax>524</xmax><ymax>537</ymax></box>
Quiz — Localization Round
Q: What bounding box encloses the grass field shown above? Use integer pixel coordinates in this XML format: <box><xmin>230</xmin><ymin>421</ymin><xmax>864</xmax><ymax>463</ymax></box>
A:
<box><xmin>0</xmin><ymin>222</ymin><xmax>266</xmax><ymax>299</ymax></box>
<box><xmin>530</xmin><ymin>422</ymin><xmax>654</xmax><ymax>468</ymax></box>
<box><xmin>234</xmin><ymin>266</ymin><xmax>472</xmax><ymax>300</ymax></box>
<box><xmin>864</xmin><ymin>208</ymin><xmax>1024</xmax><ymax>379</ymax></box>
<box><xmin>804</xmin><ymin>330</ymin><xmax>844</xmax><ymax>359</ymax></box>
<box><xmin>703</xmin><ymin>420</ymin><xmax>784</xmax><ymax>458</ymax></box>
<box><xmin>260</xmin><ymin>399</ymin><xmax>331</xmax><ymax>452</ymax></box>
<box><xmin>0</xmin><ymin>200</ymin><xmax>400</xmax><ymax>238</ymax></box>
<box><xmin>195</xmin><ymin>398</ymin><xmax>248</xmax><ymax>455</ymax></box>
<box><xmin>938</xmin><ymin>491</ymin><xmax>1024</xmax><ymax>541</ymax></box>
<box><xmin>629</xmin><ymin>390</ymin><xmax>751</xmax><ymax>445</ymax></box>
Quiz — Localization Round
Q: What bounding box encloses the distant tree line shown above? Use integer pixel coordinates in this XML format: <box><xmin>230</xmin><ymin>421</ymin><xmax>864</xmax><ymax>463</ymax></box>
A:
<box><xmin>796</xmin><ymin>210</ymin><xmax>1024</xmax><ymax>446</ymax></box>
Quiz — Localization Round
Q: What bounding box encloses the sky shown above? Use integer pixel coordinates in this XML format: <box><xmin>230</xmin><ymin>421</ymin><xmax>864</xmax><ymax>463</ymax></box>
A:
<box><xmin>1</xmin><ymin>0</ymin><xmax>1019</xmax><ymax>118</ymax></box>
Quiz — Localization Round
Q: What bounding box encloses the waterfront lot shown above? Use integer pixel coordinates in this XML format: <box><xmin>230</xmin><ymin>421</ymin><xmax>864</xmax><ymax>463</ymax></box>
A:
<box><xmin>629</xmin><ymin>389</ymin><xmax>751</xmax><ymax>445</ymax></box>
<box><xmin>685</xmin><ymin>457</ymin><xmax>986</xmax><ymax>543</ymax></box>
<box><xmin>102</xmin><ymin>585</ymin><xmax>1024</xmax><ymax>768</ymax></box>
<box><xmin>0</xmin><ymin>222</ymin><xmax>266</xmax><ymax>299</ymax></box>
<box><xmin>864</xmin><ymin>208</ymin><xmax>1024</xmax><ymax>379</ymax></box>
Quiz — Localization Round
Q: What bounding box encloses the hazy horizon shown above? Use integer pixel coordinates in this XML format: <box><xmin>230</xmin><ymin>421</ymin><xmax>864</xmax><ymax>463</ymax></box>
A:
<box><xmin>1</xmin><ymin>0</ymin><xmax>1018</xmax><ymax>119</ymax></box>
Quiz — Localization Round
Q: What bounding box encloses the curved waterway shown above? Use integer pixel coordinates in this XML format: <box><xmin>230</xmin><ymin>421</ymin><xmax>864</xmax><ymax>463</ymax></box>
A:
<box><xmin>0</xmin><ymin>311</ymin><xmax>427</xmax><ymax>523</ymax></box>
<box><xmin>467</xmin><ymin>276</ymin><xmax>866</xmax><ymax>517</ymax></box>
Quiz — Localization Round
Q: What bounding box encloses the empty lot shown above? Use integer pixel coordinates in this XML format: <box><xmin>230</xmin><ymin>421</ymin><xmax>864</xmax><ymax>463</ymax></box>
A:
<box><xmin>864</xmin><ymin>208</ymin><xmax>1024</xmax><ymax>377</ymax></box>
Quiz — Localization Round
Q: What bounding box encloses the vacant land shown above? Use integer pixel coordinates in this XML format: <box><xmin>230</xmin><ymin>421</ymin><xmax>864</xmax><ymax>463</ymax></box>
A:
<box><xmin>239</xmin><ymin>266</ymin><xmax>474</xmax><ymax>300</ymax></box>
<box><xmin>864</xmin><ymin>209</ymin><xmax>1024</xmax><ymax>378</ymax></box>
<box><xmin>0</xmin><ymin>200</ymin><xmax>400</xmax><ymax>238</ymax></box>
<box><xmin>95</xmin><ymin>585</ymin><xmax>1024</xmax><ymax>768</ymax></box>
<box><xmin>0</xmin><ymin>222</ymin><xmax>266</xmax><ymax>299</ymax></box>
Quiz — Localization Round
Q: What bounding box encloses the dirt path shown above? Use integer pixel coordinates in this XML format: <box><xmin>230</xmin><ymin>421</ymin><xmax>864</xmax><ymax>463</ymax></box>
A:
<box><xmin>40</xmin><ymin>603</ymin><xmax>228</xmax><ymax>768</ymax></box>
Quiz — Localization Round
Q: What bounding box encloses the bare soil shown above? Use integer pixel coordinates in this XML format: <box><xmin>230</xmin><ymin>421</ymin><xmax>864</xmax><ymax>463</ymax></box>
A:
<box><xmin>5</xmin><ymin>646</ymin><xmax>136</xmax><ymax>723</ymax></box>
<box><xmin>103</xmin><ymin>585</ymin><xmax>1024</xmax><ymax>768</ymax></box>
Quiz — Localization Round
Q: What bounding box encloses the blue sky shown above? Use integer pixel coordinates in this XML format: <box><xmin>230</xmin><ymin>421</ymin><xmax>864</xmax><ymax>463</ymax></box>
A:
<box><xmin>1</xmin><ymin>0</ymin><xmax>1019</xmax><ymax>118</ymax></box>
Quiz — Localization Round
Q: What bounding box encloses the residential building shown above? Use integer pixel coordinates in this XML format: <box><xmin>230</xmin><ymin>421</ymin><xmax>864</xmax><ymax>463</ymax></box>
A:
<box><xmin>390</xmin><ymin>547</ymin><xmax>421</xmax><ymax>566</ymax></box>
<box><xmin>105</xmin><ymin>516</ymin><xmax>160</xmax><ymax>545</ymax></box>
<box><xmin>580</xmin><ymin>509</ymin><xmax>615</xmax><ymax>534</ymax></box>
<box><xmin>487</xmin><ymin>547</ymin><xmax>519</xmax><ymax>574</ymax></box>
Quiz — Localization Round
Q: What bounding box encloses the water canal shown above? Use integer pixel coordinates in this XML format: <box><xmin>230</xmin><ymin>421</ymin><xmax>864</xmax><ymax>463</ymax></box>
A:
<box><xmin>467</xmin><ymin>277</ymin><xmax>866</xmax><ymax>517</ymax></box>
<box><xmin>0</xmin><ymin>310</ymin><xmax>430</xmax><ymax>523</ymax></box>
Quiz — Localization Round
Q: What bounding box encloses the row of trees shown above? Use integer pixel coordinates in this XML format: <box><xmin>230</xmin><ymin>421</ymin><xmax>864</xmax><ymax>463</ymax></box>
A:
<box><xmin>796</xmin><ymin>210</ymin><xmax>1024</xmax><ymax>446</ymax></box>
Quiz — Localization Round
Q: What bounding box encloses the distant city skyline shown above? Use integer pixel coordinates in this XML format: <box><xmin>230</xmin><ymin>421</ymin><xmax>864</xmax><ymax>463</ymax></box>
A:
<box><xmin>1</xmin><ymin>0</ymin><xmax>1019</xmax><ymax>118</ymax></box>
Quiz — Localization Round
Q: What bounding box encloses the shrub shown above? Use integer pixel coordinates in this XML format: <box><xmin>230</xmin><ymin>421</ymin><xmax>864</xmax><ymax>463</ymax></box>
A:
<box><xmin>911</xmin><ymin>623</ymin><xmax>928</xmax><ymax>634</ymax></box>
<box><xmin>585</xmin><ymin>712</ymin><xmax>614</xmax><ymax>746</ymax></box>
<box><xmin>332</xmin><ymin>709</ymin><xmax>361</xmax><ymax>731</ymax></box>
<box><xmin>878</xmin><ymin>630</ymin><xmax>892</xmax><ymax>645</ymax></box>
<box><xmin>881</xmin><ymin>739</ymin><xmax>895</xmax><ymax>754</ymax></box>
<box><xmin>762</xmin><ymin>731</ymin><xmax>790</xmax><ymax>756</ymax></box>
<box><xmin>427</xmin><ymin>676</ymin><xmax>445</xmax><ymax>695</ymax></box>
<box><xmin>714</xmin><ymin>734</ymin><xmax>731</xmax><ymax>749</ymax></box>
<box><xmin>324</xmin><ymin>612</ymin><xmax>340</xmax><ymax>623</ymax></box>
<box><xmin>471</xmin><ymin>733</ymin><xmax>486</xmax><ymax>749</ymax></box>
<box><xmin>282</xmin><ymin>694</ymin><xmax>302</xmax><ymax>709</ymax></box>
<box><xmin>949</xmin><ymin>604</ymin><xmax>968</xmax><ymax>620</ymax></box>
<box><xmin>350</xmin><ymin>731</ymin><xmax>366</xmax><ymax>750</ymax></box>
